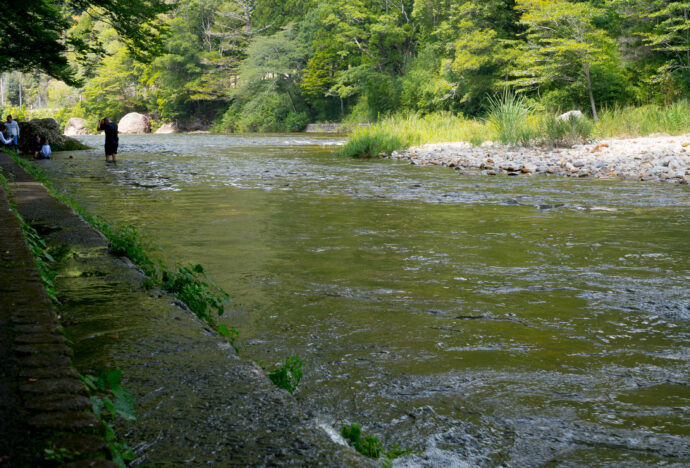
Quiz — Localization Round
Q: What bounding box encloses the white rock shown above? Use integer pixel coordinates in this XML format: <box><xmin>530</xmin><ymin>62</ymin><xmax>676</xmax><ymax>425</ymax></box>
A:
<box><xmin>64</xmin><ymin>117</ymin><xmax>90</xmax><ymax>136</ymax></box>
<box><xmin>558</xmin><ymin>110</ymin><xmax>584</xmax><ymax>121</ymax></box>
<box><xmin>154</xmin><ymin>123</ymin><xmax>177</xmax><ymax>134</ymax></box>
<box><xmin>118</xmin><ymin>112</ymin><xmax>151</xmax><ymax>134</ymax></box>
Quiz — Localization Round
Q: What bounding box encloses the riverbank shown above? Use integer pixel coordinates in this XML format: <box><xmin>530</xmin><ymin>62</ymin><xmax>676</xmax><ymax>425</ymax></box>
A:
<box><xmin>0</xmin><ymin>152</ymin><xmax>369</xmax><ymax>466</ymax></box>
<box><xmin>391</xmin><ymin>134</ymin><xmax>690</xmax><ymax>184</ymax></box>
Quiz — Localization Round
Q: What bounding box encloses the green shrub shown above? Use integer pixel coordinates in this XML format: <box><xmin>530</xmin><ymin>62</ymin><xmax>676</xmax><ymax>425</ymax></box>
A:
<box><xmin>284</xmin><ymin>111</ymin><xmax>310</xmax><ymax>132</ymax></box>
<box><xmin>340</xmin><ymin>130</ymin><xmax>405</xmax><ymax>158</ymax></box>
<box><xmin>341</xmin><ymin>424</ymin><xmax>383</xmax><ymax>459</ymax></box>
<box><xmin>92</xmin><ymin>220</ymin><xmax>157</xmax><ymax>277</ymax></box>
<box><xmin>81</xmin><ymin>370</ymin><xmax>137</xmax><ymax>467</ymax></box>
<box><xmin>268</xmin><ymin>354</ymin><xmax>303</xmax><ymax>394</ymax></box>
<box><xmin>160</xmin><ymin>263</ymin><xmax>229</xmax><ymax>325</ymax></box>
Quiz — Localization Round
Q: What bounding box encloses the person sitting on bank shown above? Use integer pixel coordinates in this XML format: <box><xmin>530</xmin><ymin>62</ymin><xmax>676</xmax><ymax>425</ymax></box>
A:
<box><xmin>5</xmin><ymin>115</ymin><xmax>20</xmax><ymax>148</ymax></box>
<box><xmin>39</xmin><ymin>137</ymin><xmax>51</xmax><ymax>159</ymax></box>
<box><xmin>0</xmin><ymin>128</ymin><xmax>13</xmax><ymax>147</ymax></box>
<box><xmin>32</xmin><ymin>135</ymin><xmax>42</xmax><ymax>159</ymax></box>
<box><xmin>97</xmin><ymin>117</ymin><xmax>118</xmax><ymax>163</ymax></box>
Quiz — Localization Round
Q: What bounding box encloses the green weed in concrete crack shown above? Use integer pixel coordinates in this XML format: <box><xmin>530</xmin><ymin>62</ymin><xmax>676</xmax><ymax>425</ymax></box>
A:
<box><xmin>217</xmin><ymin>323</ymin><xmax>243</xmax><ymax>353</ymax></box>
<box><xmin>43</xmin><ymin>446</ymin><xmax>80</xmax><ymax>463</ymax></box>
<box><xmin>268</xmin><ymin>354</ymin><xmax>303</xmax><ymax>394</ymax></box>
<box><xmin>160</xmin><ymin>263</ymin><xmax>229</xmax><ymax>325</ymax></box>
<box><xmin>81</xmin><ymin>369</ymin><xmax>137</xmax><ymax>468</ymax></box>
<box><xmin>341</xmin><ymin>424</ymin><xmax>414</xmax><ymax>462</ymax></box>
<box><xmin>92</xmin><ymin>219</ymin><xmax>157</xmax><ymax>277</ymax></box>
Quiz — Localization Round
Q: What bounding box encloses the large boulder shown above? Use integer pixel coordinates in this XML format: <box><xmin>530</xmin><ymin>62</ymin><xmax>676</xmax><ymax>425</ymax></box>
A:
<box><xmin>154</xmin><ymin>123</ymin><xmax>177</xmax><ymax>134</ymax></box>
<box><xmin>558</xmin><ymin>110</ymin><xmax>584</xmax><ymax>121</ymax></box>
<box><xmin>18</xmin><ymin>118</ymin><xmax>89</xmax><ymax>153</ymax></box>
<box><xmin>118</xmin><ymin>112</ymin><xmax>151</xmax><ymax>134</ymax></box>
<box><xmin>64</xmin><ymin>117</ymin><xmax>91</xmax><ymax>136</ymax></box>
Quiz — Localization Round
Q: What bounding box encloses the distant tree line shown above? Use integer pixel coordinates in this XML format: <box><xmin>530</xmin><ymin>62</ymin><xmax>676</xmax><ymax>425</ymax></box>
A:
<box><xmin>1</xmin><ymin>0</ymin><xmax>688</xmax><ymax>131</ymax></box>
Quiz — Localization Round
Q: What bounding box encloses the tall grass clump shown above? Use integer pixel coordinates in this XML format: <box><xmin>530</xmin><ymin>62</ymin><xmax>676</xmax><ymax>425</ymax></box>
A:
<box><xmin>596</xmin><ymin>99</ymin><xmax>690</xmax><ymax>138</ymax></box>
<box><xmin>340</xmin><ymin>112</ymin><xmax>491</xmax><ymax>157</ymax></box>
<box><xmin>538</xmin><ymin>113</ymin><xmax>594</xmax><ymax>147</ymax></box>
<box><xmin>340</xmin><ymin>128</ymin><xmax>405</xmax><ymax>158</ymax></box>
<box><xmin>487</xmin><ymin>90</ymin><xmax>533</xmax><ymax>145</ymax></box>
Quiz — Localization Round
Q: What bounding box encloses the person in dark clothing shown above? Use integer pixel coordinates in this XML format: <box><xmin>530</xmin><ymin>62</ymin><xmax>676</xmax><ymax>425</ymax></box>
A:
<box><xmin>33</xmin><ymin>135</ymin><xmax>43</xmax><ymax>159</ymax></box>
<box><xmin>97</xmin><ymin>117</ymin><xmax>119</xmax><ymax>162</ymax></box>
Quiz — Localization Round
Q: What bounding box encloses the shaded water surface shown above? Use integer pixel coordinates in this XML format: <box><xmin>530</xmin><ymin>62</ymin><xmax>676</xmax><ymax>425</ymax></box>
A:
<box><xmin>46</xmin><ymin>134</ymin><xmax>689</xmax><ymax>466</ymax></box>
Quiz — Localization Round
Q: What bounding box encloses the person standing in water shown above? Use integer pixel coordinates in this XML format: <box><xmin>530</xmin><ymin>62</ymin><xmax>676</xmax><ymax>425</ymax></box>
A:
<box><xmin>97</xmin><ymin>117</ymin><xmax>119</xmax><ymax>162</ymax></box>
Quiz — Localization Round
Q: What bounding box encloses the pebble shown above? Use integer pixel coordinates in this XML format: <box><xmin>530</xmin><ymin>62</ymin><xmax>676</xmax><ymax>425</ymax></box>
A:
<box><xmin>390</xmin><ymin>135</ymin><xmax>690</xmax><ymax>184</ymax></box>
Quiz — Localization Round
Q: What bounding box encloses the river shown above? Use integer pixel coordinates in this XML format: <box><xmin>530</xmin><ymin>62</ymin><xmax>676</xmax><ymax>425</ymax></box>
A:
<box><xmin>43</xmin><ymin>134</ymin><xmax>689</xmax><ymax>466</ymax></box>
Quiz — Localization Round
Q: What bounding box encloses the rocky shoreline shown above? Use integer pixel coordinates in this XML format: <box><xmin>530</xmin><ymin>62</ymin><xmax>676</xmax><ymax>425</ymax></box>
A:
<box><xmin>391</xmin><ymin>134</ymin><xmax>690</xmax><ymax>184</ymax></box>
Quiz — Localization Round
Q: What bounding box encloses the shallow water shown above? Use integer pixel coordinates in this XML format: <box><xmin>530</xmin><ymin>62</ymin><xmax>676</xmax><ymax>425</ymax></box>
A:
<box><xmin>44</xmin><ymin>134</ymin><xmax>689</xmax><ymax>466</ymax></box>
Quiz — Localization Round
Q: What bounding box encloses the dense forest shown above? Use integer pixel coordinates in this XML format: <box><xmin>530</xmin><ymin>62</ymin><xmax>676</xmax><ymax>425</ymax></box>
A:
<box><xmin>1</xmin><ymin>0</ymin><xmax>689</xmax><ymax>132</ymax></box>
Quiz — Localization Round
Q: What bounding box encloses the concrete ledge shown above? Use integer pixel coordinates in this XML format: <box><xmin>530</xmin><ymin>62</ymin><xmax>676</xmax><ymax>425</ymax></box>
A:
<box><xmin>0</xmin><ymin>158</ymin><xmax>113</xmax><ymax>466</ymax></box>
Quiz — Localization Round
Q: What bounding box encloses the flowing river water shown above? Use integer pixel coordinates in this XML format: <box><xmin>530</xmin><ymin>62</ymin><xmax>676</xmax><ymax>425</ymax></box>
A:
<box><xmin>43</xmin><ymin>134</ymin><xmax>688</xmax><ymax>466</ymax></box>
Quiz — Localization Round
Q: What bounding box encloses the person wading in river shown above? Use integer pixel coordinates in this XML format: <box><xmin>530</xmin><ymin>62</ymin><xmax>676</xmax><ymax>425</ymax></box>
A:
<box><xmin>97</xmin><ymin>117</ymin><xmax>119</xmax><ymax>163</ymax></box>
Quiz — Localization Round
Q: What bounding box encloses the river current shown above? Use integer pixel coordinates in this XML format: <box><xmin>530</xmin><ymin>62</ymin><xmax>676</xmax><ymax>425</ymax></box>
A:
<box><xmin>44</xmin><ymin>134</ymin><xmax>689</xmax><ymax>466</ymax></box>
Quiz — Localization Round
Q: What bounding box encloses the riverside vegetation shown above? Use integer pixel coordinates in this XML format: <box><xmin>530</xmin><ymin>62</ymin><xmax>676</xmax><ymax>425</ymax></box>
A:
<box><xmin>340</xmin><ymin>424</ymin><xmax>412</xmax><ymax>464</ymax></box>
<box><xmin>341</xmin><ymin>96</ymin><xmax>690</xmax><ymax>157</ymax></box>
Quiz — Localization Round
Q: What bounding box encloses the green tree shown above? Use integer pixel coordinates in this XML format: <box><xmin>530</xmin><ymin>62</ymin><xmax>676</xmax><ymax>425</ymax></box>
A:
<box><xmin>80</xmin><ymin>30</ymin><xmax>147</xmax><ymax>121</ymax></box>
<box><xmin>220</xmin><ymin>25</ymin><xmax>311</xmax><ymax>131</ymax></box>
<box><xmin>512</xmin><ymin>0</ymin><xmax>621</xmax><ymax>119</ymax></box>
<box><xmin>639</xmin><ymin>1</ymin><xmax>690</xmax><ymax>86</ymax></box>
<box><xmin>192</xmin><ymin>0</ymin><xmax>265</xmax><ymax>101</ymax></box>
<box><xmin>0</xmin><ymin>0</ymin><xmax>171</xmax><ymax>85</ymax></box>
<box><xmin>433</xmin><ymin>0</ymin><xmax>522</xmax><ymax>115</ymax></box>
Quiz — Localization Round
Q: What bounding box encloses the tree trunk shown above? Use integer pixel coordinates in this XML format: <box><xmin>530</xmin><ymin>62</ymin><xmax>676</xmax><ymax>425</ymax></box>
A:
<box><xmin>685</xmin><ymin>7</ymin><xmax>690</xmax><ymax>79</ymax></box>
<box><xmin>340</xmin><ymin>96</ymin><xmax>344</xmax><ymax>119</ymax></box>
<box><xmin>286</xmin><ymin>87</ymin><xmax>297</xmax><ymax>113</ymax></box>
<box><xmin>583</xmin><ymin>63</ymin><xmax>598</xmax><ymax>121</ymax></box>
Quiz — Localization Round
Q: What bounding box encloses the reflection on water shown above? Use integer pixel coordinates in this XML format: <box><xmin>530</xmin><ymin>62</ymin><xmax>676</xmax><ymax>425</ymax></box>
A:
<box><xmin>45</xmin><ymin>134</ymin><xmax>689</xmax><ymax>466</ymax></box>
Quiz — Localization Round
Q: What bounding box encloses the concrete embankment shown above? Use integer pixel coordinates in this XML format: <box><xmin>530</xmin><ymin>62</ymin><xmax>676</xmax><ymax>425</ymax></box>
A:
<box><xmin>393</xmin><ymin>134</ymin><xmax>690</xmax><ymax>183</ymax></box>
<box><xmin>1</xmin><ymin>159</ymin><xmax>114</xmax><ymax>466</ymax></box>
<box><xmin>0</xmin><ymin>153</ymin><xmax>369</xmax><ymax>466</ymax></box>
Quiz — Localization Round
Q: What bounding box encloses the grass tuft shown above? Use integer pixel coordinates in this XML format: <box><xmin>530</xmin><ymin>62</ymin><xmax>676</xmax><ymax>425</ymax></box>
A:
<box><xmin>341</xmin><ymin>424</ymin><xmax>414</xmax><ymax>461</ymax></box>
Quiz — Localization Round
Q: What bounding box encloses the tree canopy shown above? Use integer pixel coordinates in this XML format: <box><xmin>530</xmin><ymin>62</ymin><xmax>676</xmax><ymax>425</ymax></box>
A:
<box><xmin>2</xmin><ymin>0</ymin><xmax>688</xmax><ymax>131</ymax></box>
<box><xmin>0</xmin><ymin>0</ymin><xmax>171</xmax><ymax>86</ymax></box>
